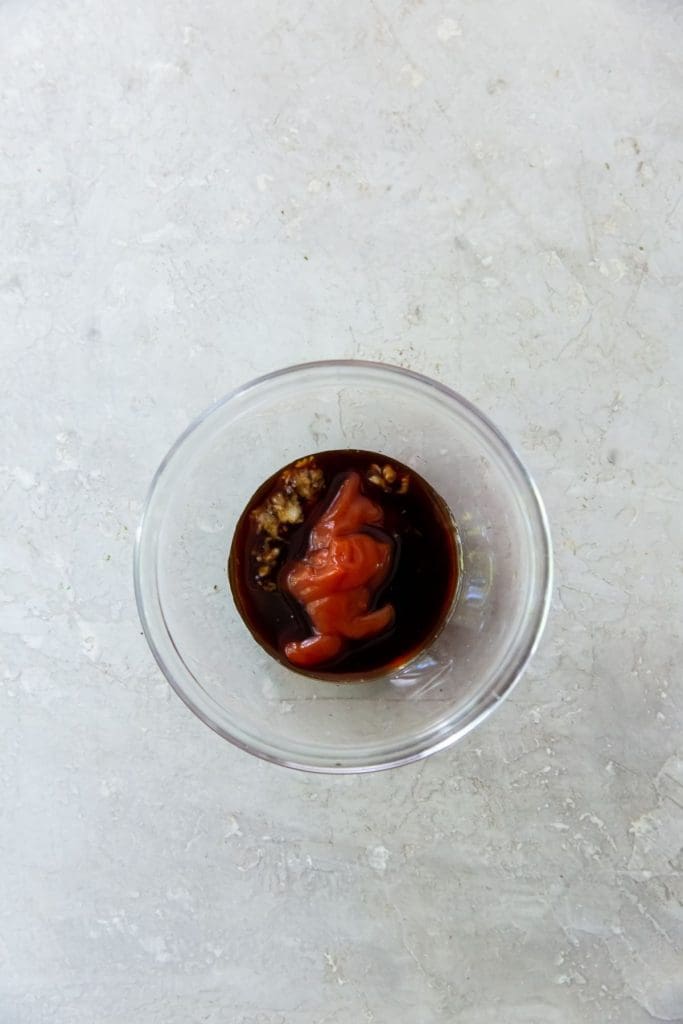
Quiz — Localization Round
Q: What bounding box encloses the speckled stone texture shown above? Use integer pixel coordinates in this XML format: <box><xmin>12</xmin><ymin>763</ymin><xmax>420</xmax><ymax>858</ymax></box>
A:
<box><xmin>2</xmin><ymin>0</ymin><xmax>682</xmax><ymax>1020</ymax></box>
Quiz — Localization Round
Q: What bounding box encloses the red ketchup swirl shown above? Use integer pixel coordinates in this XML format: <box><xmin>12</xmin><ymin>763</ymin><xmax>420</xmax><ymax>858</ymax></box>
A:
<box><xmin>283</xmin><ymin>472</ymin><xmax>394</xmax><ymax>667</ymax></box>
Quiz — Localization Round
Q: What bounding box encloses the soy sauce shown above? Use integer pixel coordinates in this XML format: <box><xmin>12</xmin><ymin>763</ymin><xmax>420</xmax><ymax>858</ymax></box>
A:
<box><xmin>228</xmin><ymin>450</ymin><xmax>460</xmax><ymax>680</ymax></box>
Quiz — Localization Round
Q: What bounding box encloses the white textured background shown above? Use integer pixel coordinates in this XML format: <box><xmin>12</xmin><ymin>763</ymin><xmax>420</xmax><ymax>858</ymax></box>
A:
<box><xmin>2</xmin><ymin>0</ymin><xmax>683</xmax><ymax>1021</ymax></box>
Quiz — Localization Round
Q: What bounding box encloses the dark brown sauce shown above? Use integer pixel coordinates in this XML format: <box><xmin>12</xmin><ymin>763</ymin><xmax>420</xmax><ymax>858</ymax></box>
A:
<box><xmin>228</xmin><ymin>450</ymin><xmax>460</xmax><ymax>680</ymax></box>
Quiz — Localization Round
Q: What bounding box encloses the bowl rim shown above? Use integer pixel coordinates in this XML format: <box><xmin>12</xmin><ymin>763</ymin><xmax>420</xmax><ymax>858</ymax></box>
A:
<box><xmin>134</xmin><ymin>359</ymin><xmax>553</xmax><ymax>774</ymax></box>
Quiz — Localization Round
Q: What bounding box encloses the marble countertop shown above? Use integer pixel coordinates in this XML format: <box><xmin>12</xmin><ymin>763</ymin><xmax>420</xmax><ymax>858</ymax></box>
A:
<box><xmin>3</xmin><ymin>0</ymin><xmax>682</xmax><ymax>1020</ymax></box>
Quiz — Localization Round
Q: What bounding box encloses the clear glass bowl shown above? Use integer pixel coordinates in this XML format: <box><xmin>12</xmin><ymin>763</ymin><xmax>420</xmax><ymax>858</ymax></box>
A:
<box><xmin>135</xmin><ymin>361</ymin><xmax>552</xmax><ymax>773</ymax></box>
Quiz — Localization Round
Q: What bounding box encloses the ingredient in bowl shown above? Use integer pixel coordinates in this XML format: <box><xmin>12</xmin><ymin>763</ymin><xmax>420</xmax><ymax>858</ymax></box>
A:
<box><xmin>228</xmin><ymin>450</ymin><xmax>460</xmax><ymax>679</ymax></box>
<box><xmin>284</xmin><ymin>471</ymin><xmax>394</xmax><ymax>667</ymax></box>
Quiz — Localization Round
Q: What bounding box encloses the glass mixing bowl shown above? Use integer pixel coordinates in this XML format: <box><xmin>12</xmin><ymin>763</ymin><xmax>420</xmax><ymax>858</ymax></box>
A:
<box><xmin>134</xmin><ymin>361</ymin><xmax>552</xmax><ymax>773</ymax></box>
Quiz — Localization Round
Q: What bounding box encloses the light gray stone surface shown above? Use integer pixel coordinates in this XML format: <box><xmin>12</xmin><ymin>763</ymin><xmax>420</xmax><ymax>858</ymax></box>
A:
<box><xmin>2</xmin><ymin>0</ymin><xmax>682</xmax><ymax>1020</ymax></box>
